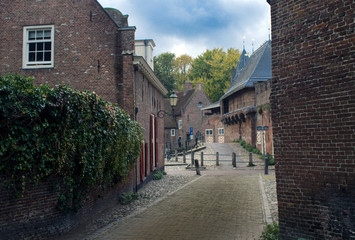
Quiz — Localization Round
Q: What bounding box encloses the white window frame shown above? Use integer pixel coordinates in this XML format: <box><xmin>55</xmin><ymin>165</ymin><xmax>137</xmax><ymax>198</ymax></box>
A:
<box><xmin>206</xmin><ymin>129</ymin><xmax>213</xmax><ymax>136</ymax></box>
<box><xmin>178</xmin><ymin>120</ymin><xmax>182</xmax><ymax>129</ymax></box>
<box><xmin>23</xmin><ymin>25</ymin><xmax>54</xmax><ymax>69</ymax></box>
<box><xmin>171</xmin><ymin>129</ymin><xmax>176</xmax><ymax>136</ymax></box>
<box><xmin>218</xmin><ymin>128</ymin><xmax>225</xmax><ymax>135</ymax></box>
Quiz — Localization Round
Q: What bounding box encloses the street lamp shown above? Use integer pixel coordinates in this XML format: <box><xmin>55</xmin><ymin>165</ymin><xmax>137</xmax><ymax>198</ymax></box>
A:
<box><xmin>158</xmin><ymin>91</ymin><xmax>178</xmax><ymax>118</ymax></box>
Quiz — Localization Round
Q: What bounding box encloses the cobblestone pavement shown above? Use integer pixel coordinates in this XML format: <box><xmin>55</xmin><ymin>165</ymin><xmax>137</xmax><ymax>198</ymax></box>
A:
<box><xmin>90</xmin><ymin>171</ymin><xmax>265</xmax><ymax>240</ymax></box>
<box><xmin>58</xmin><ymin>143</ymin><xmax>278</xmax><ymax>240</ymax></box>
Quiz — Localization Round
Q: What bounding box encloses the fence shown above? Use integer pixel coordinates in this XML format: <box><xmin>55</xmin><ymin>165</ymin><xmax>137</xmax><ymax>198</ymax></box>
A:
<box><xmin>166</xmin><ymin>151</ymin><xmax>256</xmax><ymax>168</ymax></box>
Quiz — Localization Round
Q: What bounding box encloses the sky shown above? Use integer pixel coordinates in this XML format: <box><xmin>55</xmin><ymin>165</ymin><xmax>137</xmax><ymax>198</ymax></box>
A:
<box><xmin>97</xmin><ymin>0</ymin><xmax>271</xmax><ymax>58</ymax></box>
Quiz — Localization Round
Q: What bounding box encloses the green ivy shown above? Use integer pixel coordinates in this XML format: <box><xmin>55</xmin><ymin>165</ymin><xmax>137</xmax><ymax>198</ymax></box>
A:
<box><xmin>0</xmin><ymin>74</ymin><xmax>143</xmax><ymax>211</ymax></box>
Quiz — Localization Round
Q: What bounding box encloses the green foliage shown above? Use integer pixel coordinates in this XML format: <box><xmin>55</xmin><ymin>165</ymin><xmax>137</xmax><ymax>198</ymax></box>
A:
<box><xmin>234</xmin><ymin>140</ymin><xmax>262</xmax><ymax>155</ymax></box>
<box><xmin>189</xmin><ymin>48</ymin><xmax>241</xmax><ymax>102</ymax></box>
<box><xmin>260</xmin><ymin>155</ymin><xmax>275</xmax><ymax>166</ymax></box>
<box><xmin>0</xmin><ymin>74</ymin><xmax>143</xmax><ymax>211</ymax></box>
<box><xmin>258</xmin><ymin>103</ymin><xmax>271</xmax><ymax>115</ymax></box>
<box><xmin>260</xmin><ymin>222</ymin><xmax>279</xmax><ymax>240</ymax></box>
<box><xmin>154</xmin><ymin>48</ymin><xmax>240</xmax><ymax>102</ymax></box>
<box><xmin>153</xmin><ymin>170</ymin><xmax>164</xmax><ymax>180</ymax></box>
<box><xmin>174</xmin><ymin>54</ymin><xmax>193</xmax><ymax>91</ymax></box>
<box><xmin>154</xmin><ymin>52</ymin><xmax>176</xmax><ymax>95</ymax></box>
<box><xmin>119</xmin><ymin>192</ymin><xmax>138</xmax><ymax>205</ymax></box>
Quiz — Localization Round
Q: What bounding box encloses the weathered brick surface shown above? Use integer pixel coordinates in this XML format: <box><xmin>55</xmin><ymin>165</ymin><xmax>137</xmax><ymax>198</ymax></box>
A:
<box><xmin>0</xmin><ymin>0</ymin><xmax>165</xmax><ymax>238</ymax></box>
<box><xmin>134</xmin><ymin>69</ymin><xmax>165</xmax><ymax>184</ymax></box>
<box><xmin>0</xmin><ymin>0</ymin><xmax>123</xmax><ymax>104</ymax></box>
<box><xmin>223</xmin><ymin>88</ymin><xmax>256</xmax><ymax>144</ymax></box>
<box><xmin>255</xmin><ymin>80</ymin><xmax>273</xmax><ymax>155</ymax></box>
<box><xmin>166</xmin><ymin>83</ymin><xmax>211</xmax><ymax>148</ymax></box>
<box><xmin>0</xmin><ymin>174</ymin><xmax>134</xmax><ymax>239</ymax></box>
<box><xmin>270</xmin><ymin>0</ymin><xmax>355</xmax><ymax>239</ymax></box>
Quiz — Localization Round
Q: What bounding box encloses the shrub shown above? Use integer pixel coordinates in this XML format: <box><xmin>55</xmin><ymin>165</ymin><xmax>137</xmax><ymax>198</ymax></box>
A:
<box><xmin>260</xmin><ymin>222</ymin><xmax>279</xmax><ymax>240</ymax></box>
<box><xmin>234</xmin><ymin>139</ymin><xmax>261</xmax><ymax>155</ymax></box>
<box><xmin>0</xmin><ymin>74</ymin><xmax>143</xmax><ymax>211</ymax></box>
<box><xmin>153</xmin><ymin>170</ymin><xmax>164</xmax><ymax>180</ymax></box>
<box><xmin>119</xmin><ymin>192</ymin><xmax>138</xmax><ymax>205</ymax></box>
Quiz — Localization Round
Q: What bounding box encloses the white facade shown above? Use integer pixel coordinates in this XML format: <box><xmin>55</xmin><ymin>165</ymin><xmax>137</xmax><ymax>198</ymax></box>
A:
<box><xmin>135</xmin><ymin>39</ymin><xmax>155</xmax><ymax>70</ymax></box>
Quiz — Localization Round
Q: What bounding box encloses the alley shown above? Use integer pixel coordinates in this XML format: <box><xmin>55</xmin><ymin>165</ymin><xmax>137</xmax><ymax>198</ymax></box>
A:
<box><xmin>89</xmin><ymin>170</ymin><xmax>265</xmax><ymax>240</ymax></box>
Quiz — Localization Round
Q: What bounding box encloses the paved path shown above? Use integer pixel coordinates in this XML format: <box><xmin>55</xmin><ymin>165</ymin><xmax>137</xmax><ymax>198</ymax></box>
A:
<box><xmin>89</xmin><ymin>171</ymin><xmax>265</xmax><ymax>240</ymax></box>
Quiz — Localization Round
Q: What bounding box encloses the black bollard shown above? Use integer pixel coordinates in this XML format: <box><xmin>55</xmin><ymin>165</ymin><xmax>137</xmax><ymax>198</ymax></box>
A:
<box><xmin>232</xmin><ymin>152</ymin><xmax>237</xmax><ymax>168</ymax></box>
<box><xmin>264</xmin><ymin>154</ymin><xmax>269</xmax><ymax>175</ymax></box>
<box><xmin>195</xmin><ymin>160</ymin><xmax>201</xmax><ymax>175</ymax></box>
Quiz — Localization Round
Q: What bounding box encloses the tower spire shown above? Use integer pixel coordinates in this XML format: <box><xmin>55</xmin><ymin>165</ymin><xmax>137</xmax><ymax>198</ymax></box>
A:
<box><xmin>243</xmin><ymin>36</ymin><xmax>246</xmax><ymax>51</ymax></box>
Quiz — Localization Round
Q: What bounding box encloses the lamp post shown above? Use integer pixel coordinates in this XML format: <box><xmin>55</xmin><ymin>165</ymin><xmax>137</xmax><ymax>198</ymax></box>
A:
<box><xmin>157</xmin><ymin>91</ymin><xmax>178</xmax><ymax>118</ymax></box>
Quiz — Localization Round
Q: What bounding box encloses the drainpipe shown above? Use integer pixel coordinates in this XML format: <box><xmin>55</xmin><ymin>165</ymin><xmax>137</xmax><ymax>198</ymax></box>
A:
<box><xmin>144</xmin><ymin>40</ymin><xmax>149</xmax><ymax>62</ymax></box>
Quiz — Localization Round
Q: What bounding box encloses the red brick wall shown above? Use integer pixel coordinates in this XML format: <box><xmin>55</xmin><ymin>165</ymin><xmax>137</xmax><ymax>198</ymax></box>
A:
<box><xmin>270</xmin><ymin>1</ymin><xmax>355</xmax><ymax>239</ymax></box>
<box><xmin>222</xmin><ymin>88</ymin><xmax>256</xmax><ymax>144</ymax></box>
<box><xmin>255</xmin><ymin>80</ymin><xmax>273</xmax><ymax>155</ymax></box>
<box><xmin>0</xmin><ymin>0</ymin><xmax>141</xmax><ymax>238</ymax></box>
<box><xmin>134</xmin><ymin>70</ymin><xmax>165</xmax><ymax>185</ymax></box>
<box><xmin>0</xmin><ymin>174</ymin><xmax>134</xmax><ymax>239</ymax></box>
<box><xmin>173</xmin><ymin>88</ymin><xmax>211</xmax><ymax>147</ymax></box>
<box><xmin>0</xmin><ymin>0</ymin><xmax>125</xmax><ymax>104</ymax></box>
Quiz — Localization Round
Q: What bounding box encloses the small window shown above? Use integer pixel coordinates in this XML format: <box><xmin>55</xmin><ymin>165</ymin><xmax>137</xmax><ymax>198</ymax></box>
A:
<box><xmin>171</xmin><ymin>129</ymin><xmax>175</xmax><ymax>136</ymax></box>
<box><xmin>23</xmin><ymin>25</ymin><xmax>54</xmax><ymax>69</ymax></box>
<box><xmin>205</xmin><ymin>129</ymin><xmax>213</xmax><ymax>136</ymax></box>
<box><xmin>198</xmin><ymin>102</ymin><xmax>203</xmax><ymax>108</ymax></box>
<box><xmin>218</xmin><ymin>128</ymin><xmax>224</xmax><ymax>135</ymax></box>
<box><xmin>178</xmin><ymin>120</ymin><xmax>182</xmax><ymax>129</ymax></box>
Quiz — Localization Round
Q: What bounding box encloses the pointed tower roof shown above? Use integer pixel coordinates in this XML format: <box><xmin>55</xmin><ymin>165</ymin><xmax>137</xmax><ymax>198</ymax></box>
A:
<box><xmin>231</xmin><ymin>48</ymin><xmax>250</xmax><ymax>85</ymax></box>
<box><xmin>221</xmin><ymin>40</ymin><xmax>271</xmax><ymax>100</ymax></box>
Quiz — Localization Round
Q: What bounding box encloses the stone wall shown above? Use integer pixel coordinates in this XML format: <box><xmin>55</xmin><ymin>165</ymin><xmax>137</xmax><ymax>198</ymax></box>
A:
<box><xmin>270</xmin><ymin>0</ymin><xmax>355</xmax><ymax>239</ymax></box>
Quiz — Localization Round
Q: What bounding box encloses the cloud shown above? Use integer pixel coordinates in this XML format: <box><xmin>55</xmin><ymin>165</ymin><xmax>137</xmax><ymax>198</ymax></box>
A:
<box><xmin>97</xmin><ymin>0</ymin><xmax>271</xmax><ymax>58</ymax></box>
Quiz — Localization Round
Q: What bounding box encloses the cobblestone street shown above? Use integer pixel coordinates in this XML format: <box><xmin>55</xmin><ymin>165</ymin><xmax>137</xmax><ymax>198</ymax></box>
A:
<box><xmin>58</xmin><ymin>143</ymin><xmax>278</xmax><ymax>240</ymax></box>
<box><xmin>90</xmin><ymin>172</ymin><xmax>265</xmax><ymax>240</ymax></box>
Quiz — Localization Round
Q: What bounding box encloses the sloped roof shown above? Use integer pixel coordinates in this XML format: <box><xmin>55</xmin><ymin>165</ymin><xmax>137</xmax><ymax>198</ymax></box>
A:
<box><xmin>201</xmin><ymin>101</ymin><xmax>220</xmax><ymax>111</ymax></box>
<box><xmin>174</xmin><ymin>89</ymin><xmax>196</xmax><ymax>115</ymax></box>
<box><xmin>232</xmin><ymin>48</ymin><xmax>249</xmax><ymax>84</ymax></box>
<box><xmin>221</xmin><ymin>41</ymin><xmax>271</xmax><ymax>100</ymax></box>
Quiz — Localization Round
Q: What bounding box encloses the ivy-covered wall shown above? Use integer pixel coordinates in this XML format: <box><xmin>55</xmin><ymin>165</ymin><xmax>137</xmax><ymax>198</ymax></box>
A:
<box><xmin>0</xmin><ymin>74</ymin><xmax>143</xmax><ymax>239</ymax></box>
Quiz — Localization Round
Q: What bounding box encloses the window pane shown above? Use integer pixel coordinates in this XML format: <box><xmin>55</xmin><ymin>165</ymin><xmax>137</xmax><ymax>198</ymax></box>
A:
<box><xmin>29</xmin><ymin>52</ymin><xmax>35</xmax><ymax>62</ymax></box>
<box><xmin>29</xmin><ymin>43</ymin><xmax>36</xmax><ymax>51</ymax></box>
<box><xmin>45</xmin><ymin>42</ymin><xmax>51</xmax><ymax>50</ymax></box>
<box><xmin>37</xmin><ymin>42</ymin><xmax>44</xmax><ymax>51</ymax></box>
<box><xmin>44</xmin><ymin>30</ymin><xmax>51</xmax><ymax>39</ymax></box>
<box><xmin>36</xmin><ymin>30</ymin><xmax>43</xmax><ymax>40</ymax></box>
<box><xmin>44</xmin><ymin>52</ymin><xmax>51</xmax><ymax>61</ymax></box>
<box><xmin>37</xmin><ymin>52</ymin><xmax>44</xmax><ymax>61</ymax></box>
<box><xmin>28</xmin><ymin>31</ymin><xmax>36</xmax><ymax>40</ymax></box>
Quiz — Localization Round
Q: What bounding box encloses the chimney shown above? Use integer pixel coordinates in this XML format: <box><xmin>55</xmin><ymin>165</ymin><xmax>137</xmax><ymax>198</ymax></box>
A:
<box><xmin>184</xmin><ymin>82</ymin><xmax>193</xmax><ymax>93</ymax></box>
<box><xmin>196</xmin><ymin>83</ymin><xmax>203</xmax><ymax>90</ymax></box>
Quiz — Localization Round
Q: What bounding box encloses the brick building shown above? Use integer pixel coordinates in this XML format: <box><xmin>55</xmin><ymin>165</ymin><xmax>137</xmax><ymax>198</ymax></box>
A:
<box><xmin>164</xmin><ymin>82</ymin><xmax>211</xmax><ymax>150</ymax></box>
<box><xmin>269</xmin><ymin>0</ymin><xmax>355</xmax><ymax>239</ymax></box>
<box><xmin>0</xmin><ymin>1</ymin><xmax>167</xmax><ymax>238</ymax></box>
<box><xmin>202</xmin><ymin>41</ymin><xmax>273</xmax><ymax>153</ymax></box>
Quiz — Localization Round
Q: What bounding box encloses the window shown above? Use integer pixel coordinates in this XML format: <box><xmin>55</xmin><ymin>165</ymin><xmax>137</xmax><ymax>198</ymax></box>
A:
<box><xmin>206</xmin><ymin>129</ymin><xmax>213</xmax><ymax>136</ymax></box>
<box><xmin>218</xmin><ymin>128</ymin><xmax>225</xmax><ymax>135</ymax></box>
<box><xmin>198</xmin><ymin>102</ymin><xmax>203</xmax><ymax>108</ymax></box>
<box><xmin>178</xmin><ymin>120</ymin><xmax>182</xmax><ymax>129</ymax></box>
<box><xmin>23</xmin><ymin>25</ymin><xmax>54</xmax><ymax>69</ymax></box>
<box><xmin>171</xmin><ymin>129</ymin><xmax>175</xmax><ymax>136</ymax></box>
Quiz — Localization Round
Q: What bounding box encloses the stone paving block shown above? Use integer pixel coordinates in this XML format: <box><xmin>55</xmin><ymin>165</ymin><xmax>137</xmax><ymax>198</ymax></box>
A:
<box><xmin>91</xmin><ymin>173</ymin><xmax>265</xmax><ymax>240</ymax></box>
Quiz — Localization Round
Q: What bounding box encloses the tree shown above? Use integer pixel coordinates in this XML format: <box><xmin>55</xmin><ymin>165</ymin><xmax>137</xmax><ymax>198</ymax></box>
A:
<box><xmin>173</xmin><ymin>54</ymin><xmax>193</xmax><ymax>91</ymax></box>
<box><xmin>154</xmin><ymin>52</ymin><xmax>176</xmax><ymax>95</ymax></box>
<box><xmin>189</xmin><ymin>48</ymin><xmax>240</xmax><ymax>102</ymax></box>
